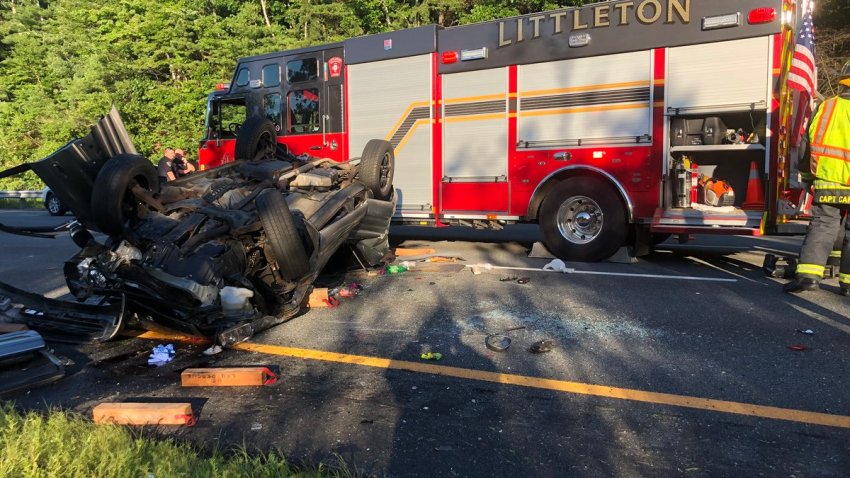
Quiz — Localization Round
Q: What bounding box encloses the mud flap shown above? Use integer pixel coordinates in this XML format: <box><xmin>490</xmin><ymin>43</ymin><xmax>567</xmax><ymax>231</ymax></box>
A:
<box><xmin>0</xmin><ymin>280</ymin><xmax>125</xmax><ymax>343</ymax></box>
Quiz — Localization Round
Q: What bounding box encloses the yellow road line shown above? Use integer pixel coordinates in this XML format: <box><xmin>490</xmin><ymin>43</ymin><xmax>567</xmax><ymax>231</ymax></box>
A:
<box><xmin>136</xmin><ymin>331</ymin><xmax>850</xmax><ymax>429</ymax></box>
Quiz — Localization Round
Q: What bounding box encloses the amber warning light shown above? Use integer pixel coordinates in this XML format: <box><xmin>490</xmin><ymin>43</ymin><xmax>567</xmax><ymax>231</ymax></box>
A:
<box><xmin>748</xmin><ymin>8</ymin><xmax>776</xmax><ymax>24</ymax></box>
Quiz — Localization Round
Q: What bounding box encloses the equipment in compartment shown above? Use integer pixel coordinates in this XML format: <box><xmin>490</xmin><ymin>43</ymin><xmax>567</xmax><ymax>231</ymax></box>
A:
<box><xmin>698</xmin><ymin>175</ymin><xmax>736</xmax><ymax>207</ymax></box>
<box><xmin>672</xmin><ymin>155</ymin><xmax>699</xmax><ymax>208</ymax></box>
<box><xmin>671</xmin><ymin>117</ymin><xmax>727</xmax><ymax>146</ymax></box>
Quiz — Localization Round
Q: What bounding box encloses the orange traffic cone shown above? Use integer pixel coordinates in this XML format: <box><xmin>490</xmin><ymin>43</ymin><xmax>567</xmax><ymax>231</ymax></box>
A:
<box><xmin>742</xmin><ymin>160</ymin><xmax>765</xmax><ymax>211</ymax></box>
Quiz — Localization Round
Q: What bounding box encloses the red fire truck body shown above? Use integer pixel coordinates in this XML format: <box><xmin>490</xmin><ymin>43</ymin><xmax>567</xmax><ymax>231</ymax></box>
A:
<box><xmin>199</xmin><ymin>0</ymin><xmax>810</xmax><ymax>261</ymax></box>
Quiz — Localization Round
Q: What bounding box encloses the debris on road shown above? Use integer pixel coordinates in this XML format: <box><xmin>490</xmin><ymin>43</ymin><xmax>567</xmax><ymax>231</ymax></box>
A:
<box><xmin>499</xmin><ymin>276</ymin><xmax>518</xmax><ymax>282</ymax></box>
<box><xmin>420</xmin><ymin>352</ymin><xmax>443</xmax><ymax>361</ymax></box>
<box><xmin>394</xmin><ymin>247</ymin><xmax>436</xmax><ymax>256</ymax></box>
<box><xmin>386</xmin><ymin>264</ymin><xmax>408</xmax><ymax>275</ymax></box>
<box><xmin>0</xmin><ymin>330</ymin><xmax>65</xmax><ymax>397</ymax></box>
<box><xmin>147</xmin><ymin>344</ymin><xmax>175</xmax><ymax>367</ymax></box>
<box><xmin>202</xmin><ymin>345</ymin><xmax>223</xmax><ymax>356</ymax></box>
<box><xmin>529</xmin><ymin>340</ymin><xmax>557</xmax><ymax>354</ymax></box>
<box><xmin>421</xmin><ymin>256</ymin><xmax>464</xmax><ymax>263</ymax></box>
<box><xmin>251</xmin><ymin>423</ymin><xmax>263</xmax><ymax>431</ymax></box>
<box><xmin>787</xmin><ymin>345</ymin><xmax>809</xmax><ymax>352</ymax></box>
<box><xmin>795</xmin><ymin>329</ymin><xmax>815</xmax><ymax>335</ymax></box>
<box><xmin>181</xmin><ymin>367</ymin><xmax>278</xmax><ymax>387</ymax></box>
<box><xmin>92</xmin><ymin>402</ymin><xmax>195</xmax><ymax>426</ymax></box>
<box><xmin>517</xmin><ymin>277</ymin><xmax>530</xmax><ymax>284</ymax></box>
<box><xmin>543</xmin><ymin>259</ymin><xmax>574</xmax><ymax>273</ymax></box>
<box><xmin>485</xmin><ymin>334</ymin><xmax>512</xmax><ymax>352</ymax></box>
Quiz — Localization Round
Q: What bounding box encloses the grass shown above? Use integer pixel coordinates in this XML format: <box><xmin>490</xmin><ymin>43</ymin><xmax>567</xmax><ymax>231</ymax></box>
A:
<box><xmin>0</xmin><ymin>403</ymin><xmax>353</xmax><ymax>478</ymax></box>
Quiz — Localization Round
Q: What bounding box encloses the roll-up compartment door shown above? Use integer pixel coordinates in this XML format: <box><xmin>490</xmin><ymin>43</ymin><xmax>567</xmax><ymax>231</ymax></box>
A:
<box><xmin>442</xmin><ymin>68</ymin><xmax>508</xmax><ymax>180</ymax></box>
<box><xmin>518</xmin><ymin>51</ymin><xmax>653</xmax><ymax>147</ymax></box>
<box><xmin>348</xmin><ymin>54</ymin><xmax>433</xmax><ymax>211</ymax></box>
<box><xmin>667</xmin><ymin>37</ymin><xmax>770</xmax><ymax>111</ymax></box>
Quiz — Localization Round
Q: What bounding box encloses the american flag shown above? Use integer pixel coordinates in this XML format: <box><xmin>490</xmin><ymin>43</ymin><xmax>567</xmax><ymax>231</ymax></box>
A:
<box><xmin>789</xmin><ymin>5</ymin><xmax>816</xmax><ymax>146</ymax></box>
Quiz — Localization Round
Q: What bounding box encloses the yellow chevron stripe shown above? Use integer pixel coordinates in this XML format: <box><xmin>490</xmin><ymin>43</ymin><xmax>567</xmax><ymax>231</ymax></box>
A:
<box><xmin>384</xmin><ymin>100</ymin><xmax>432</xmax><ymax>143</ymax></box>
<box><xmin>393</xmin><ymin>119</ymin><xmax>432</xmax><ymax>155</ymax></box>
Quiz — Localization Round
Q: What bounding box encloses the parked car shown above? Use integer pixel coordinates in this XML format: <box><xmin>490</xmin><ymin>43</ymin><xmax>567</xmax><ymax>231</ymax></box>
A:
<box><xmin>0</xmin><ymin>108</ymin><xmax>395</xmax><ymax>344</ymax></box>
<box><xmin>42</xmin><ymin>187</ymin><xmax>66</xmax><ymax>216</ymax></box>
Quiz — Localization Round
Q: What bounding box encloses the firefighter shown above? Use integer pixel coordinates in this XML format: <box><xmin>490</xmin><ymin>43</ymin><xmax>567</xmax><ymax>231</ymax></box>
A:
<box><xmin>785</xmin><ymin>60</ymin><xmax>850</xmax><ymax>295</ymax></box>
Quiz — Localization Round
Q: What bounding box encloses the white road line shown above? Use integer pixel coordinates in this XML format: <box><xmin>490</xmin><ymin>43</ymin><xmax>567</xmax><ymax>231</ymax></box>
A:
<box><xmin>466</xmin><ymin>264</ymin><xmax>737</xmax><ymax>282</ymax></box>
<box><xmin>788</xmin><ymin>303</ymin><xmax>850</xmax><ymax>335</ymax></box>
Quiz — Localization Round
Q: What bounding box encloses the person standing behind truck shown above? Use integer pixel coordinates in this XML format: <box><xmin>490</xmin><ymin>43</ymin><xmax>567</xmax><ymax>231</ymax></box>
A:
<box><xmin>172</xmin><ymin>148</ymin><xmax>196</xmax><ymax>178</ymax></box>
<box><xmin>785</xmin><ymin>61</ymin><xmax>850</xmax><ymax>295</ymax></box>
<box><xmin>157</xmin><ymin>147</ymin><xmax>177</xmax><ymax>184</ymax></box>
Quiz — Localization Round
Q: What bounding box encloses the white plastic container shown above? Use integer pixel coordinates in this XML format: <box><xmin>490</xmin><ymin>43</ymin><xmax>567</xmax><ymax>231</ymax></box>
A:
<box><xmin>219</xmin><ymin>287</ymin><xmax>254</xmax><ymax>316</ymax></box>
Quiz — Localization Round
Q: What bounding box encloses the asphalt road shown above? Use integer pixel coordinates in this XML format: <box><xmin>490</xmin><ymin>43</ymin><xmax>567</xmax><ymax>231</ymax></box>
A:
<box><xmin>2</xmin><ymin>209</ymin><xmax>850</xmax><ymax>477</ymax></box>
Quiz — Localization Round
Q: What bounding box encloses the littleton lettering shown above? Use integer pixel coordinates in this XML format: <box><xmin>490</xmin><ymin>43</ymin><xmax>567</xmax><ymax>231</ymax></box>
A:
<box><xmin>498</xmin><ymin>0</ymin><xmax>690</xmax><ymax>47</ymax></box>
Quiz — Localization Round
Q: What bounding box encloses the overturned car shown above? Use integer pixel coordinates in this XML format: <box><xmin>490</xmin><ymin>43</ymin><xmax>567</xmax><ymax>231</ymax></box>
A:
<box><xmin>0</xmin><ymin>108</ymin><xmax>396</xmax><ymax>344</ymax></box>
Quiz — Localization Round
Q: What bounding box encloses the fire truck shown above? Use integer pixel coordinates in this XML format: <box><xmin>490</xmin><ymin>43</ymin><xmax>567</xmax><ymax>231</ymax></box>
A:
<box><xmin>198</xmin><ymin>0</ymin><xmax>811</xmax><ymax>262</ymax></box>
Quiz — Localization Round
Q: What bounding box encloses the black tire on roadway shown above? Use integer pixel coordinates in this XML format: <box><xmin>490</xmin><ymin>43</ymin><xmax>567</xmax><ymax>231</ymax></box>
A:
<box><xmin>235</xmin><ymin>116</ymin><xmax>277</xmax><ymax>161</ymax></box>
<box><xmin>256</xmin><ymin>189</ymin><xmax>310</xmax><ymax>281</ymax></box>
<box><xmin>538</xmin><ymin>177</ymin><xmax>627</xmax><ymax>262</ymax></box>
<box><xmin>90</xmin><ymin>154</ymin><xmax>160</xmax><ymax>236</ymax></box>
<box><xmin>45</xmin><ymin>192</ymin><xmax>66</xmax><ymax>216</ymax></box>
<box><xmin>358</xmin><ymin>139</ymin><xmax>395</xmax><ymax>200</ymax></box>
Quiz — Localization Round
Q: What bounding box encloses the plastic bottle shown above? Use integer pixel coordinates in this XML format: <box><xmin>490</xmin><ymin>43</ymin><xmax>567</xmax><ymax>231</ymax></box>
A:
<box><xmin>385</xmin><ymin>264</ymin><xmax>408</xmax><ymax>275</ymax></box>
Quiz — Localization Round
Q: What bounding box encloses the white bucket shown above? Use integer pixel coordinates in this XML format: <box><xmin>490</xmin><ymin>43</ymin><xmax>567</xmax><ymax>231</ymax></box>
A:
<box><xmin>219</xmin><ymin>286</ymin><xmax>254</xmax><ymax>316</ymax></box>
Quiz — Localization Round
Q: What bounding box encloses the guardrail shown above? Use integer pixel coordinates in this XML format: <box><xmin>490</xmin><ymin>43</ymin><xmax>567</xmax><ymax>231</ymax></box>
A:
<box><xmin>0</xmin><ymin>191</ymin><xmax>42</xmax><ymax>208</ymax></box>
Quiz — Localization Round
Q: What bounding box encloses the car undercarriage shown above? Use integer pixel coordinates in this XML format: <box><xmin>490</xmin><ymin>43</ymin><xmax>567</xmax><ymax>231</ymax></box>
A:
<box><xmin>0</xmin><ymin>108</ymin><xmax>396</xmax><ymax>344</ymax></box>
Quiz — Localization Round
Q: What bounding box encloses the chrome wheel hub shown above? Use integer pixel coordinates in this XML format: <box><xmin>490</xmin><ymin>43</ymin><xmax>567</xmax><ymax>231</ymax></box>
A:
<box><xmin>556</xmin><ymin>196</ymin><xmax>603</xmax><ymax>245</ymax></box>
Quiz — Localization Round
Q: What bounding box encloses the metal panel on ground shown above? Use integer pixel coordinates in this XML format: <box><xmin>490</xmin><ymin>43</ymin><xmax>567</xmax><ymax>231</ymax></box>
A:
<box><xmin>348</xmin><ymin>54</ymin><xmax>433</xmax><ymax>211</ymax></box>
<box><xmin>442</xmin><ymin>67</ymin><xmax>508</xmax><ymax>179</ymax></box>
<box><xmin>667</xmin><ymin>37</ymin><xmax>770</xmax><ymax>111</ymax></box>
<box><xmin>517</xmin><ymin>51</ymin><xmax>653</xmax><ymax>147</ymax></box>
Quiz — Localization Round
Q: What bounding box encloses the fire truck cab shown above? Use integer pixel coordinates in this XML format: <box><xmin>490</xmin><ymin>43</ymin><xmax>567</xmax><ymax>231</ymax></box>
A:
<box><xmin>200</xmin><ymin>0</ymin><xmax>808</xmax><ymax>262</ymax></box>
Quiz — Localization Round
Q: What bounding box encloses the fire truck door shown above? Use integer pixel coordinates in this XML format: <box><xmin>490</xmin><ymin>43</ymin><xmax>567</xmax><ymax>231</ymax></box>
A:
<box><xmin>440</xmin><ymin>67</ymin><xmax>509</xmax><ymax>213</ymax></box>
<box><xmin>281</xmin><ymin>49</ymin><xmax>345</xmax><ymax>161</ymax></box>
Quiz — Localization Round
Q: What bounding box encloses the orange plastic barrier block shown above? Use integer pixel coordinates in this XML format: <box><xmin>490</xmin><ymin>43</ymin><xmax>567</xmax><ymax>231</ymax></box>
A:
<box><xmin>181</xmin><ymin>367</ymin><xmax>278</xmax><ymax>387</ymax></box>
<box><xmin>394</xmin><ymin>247</ymin><xmax>436</xmax><ymax>256</ymax></box>
<box><xmin>92</xmin><ymin>402</ymin><xmax>195</xmax><ymax>426</ymax></box>
<box><xmin>307</xmin><ymin>288</ymin><xmax>331</xmax><ymax>308</ymax></box>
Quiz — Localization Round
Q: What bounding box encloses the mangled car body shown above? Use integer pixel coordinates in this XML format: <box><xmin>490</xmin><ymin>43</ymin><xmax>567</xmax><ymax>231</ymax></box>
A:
<box><xmin>0</xmin><ymin>108</ymin><xmax>395</xmax><ymax>343</ymax></box>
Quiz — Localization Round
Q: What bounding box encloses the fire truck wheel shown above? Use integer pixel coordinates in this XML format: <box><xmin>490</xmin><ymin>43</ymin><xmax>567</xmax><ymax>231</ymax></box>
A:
<box><xmin>539</xmin><ymin>177</ymin><xmax>627</xmax><ymax>262</ymax></box>
<box><xmin>235</xmin><ymin>116</ymin><xmax>277</xmax><ymax>161</ymax></box>
<box><xmin>358</xmin><ymin>139</ymin><xmax>395</xmax><ymax>200</ymax></box>
<box><xmin>256</xmin><ymin>189</ymin><xmax>310</xmax><ymax>281</ymax></box>
<box><xmin>91</xmin><ymin>154</ymin><xmax>160</xmax><ymax>236</ymax></box>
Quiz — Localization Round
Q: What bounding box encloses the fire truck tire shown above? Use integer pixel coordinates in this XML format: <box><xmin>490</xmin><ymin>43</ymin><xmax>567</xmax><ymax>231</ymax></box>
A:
<box><xmin>235</xmin><ymin>116</ymin><xmax>277</xmax><ymax>161</ymax></box>
<box><xmin>358</xmin><ymin>139</ymin><xmax>395</xmax><ymax>200</ymax></box>
<box><xmin>256</xmin><ymin>189</ymin><xmax>310</xmax><ymax>281</ymax></box>
<box><xmin>91</xmin><ymin>154</ymin><xmax>160</xmax><ymax>236</ymax></box>
<box><xmin>539</xmin><ymin>177</ymin><xmax>627</xmax><ymax>262</ymax></box>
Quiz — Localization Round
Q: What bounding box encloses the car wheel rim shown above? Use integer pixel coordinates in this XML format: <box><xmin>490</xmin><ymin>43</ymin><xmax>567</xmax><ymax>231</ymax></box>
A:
<box><xmin>257</xmin><ymin>132</ymin><xmax>276</xmax><ymax>161</ymax></box>
<box><xmin>380</xmin><ymin>152</ymin><xmax>391</xmax><ymax>189</ymax></box>
<box><xmin>48</xmin><ymin>196</ymin><xmax>61</xmax><ymax>214</ymax></box>
<box><xmin>556</xmin><ymin>196</ymin><xmax>603</xmax><ymax>245</ymax></box>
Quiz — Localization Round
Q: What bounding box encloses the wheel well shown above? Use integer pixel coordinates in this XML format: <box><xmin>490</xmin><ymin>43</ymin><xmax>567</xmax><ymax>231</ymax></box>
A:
<box><xmin>526</xmin><ymin>168</ymin><xmax>634</xmax><ymax>223</ymax></box>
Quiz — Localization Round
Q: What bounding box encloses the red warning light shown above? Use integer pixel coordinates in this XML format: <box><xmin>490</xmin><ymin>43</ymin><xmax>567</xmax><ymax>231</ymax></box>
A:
<box><xmin>441</xmin><ymin>51</ymin><xmax>459</xmax><ymax>64</ymax></box>
<box><xmin>748</xmin><ymin>8</ymin><xmax>776</xmax><ymax>24</ymax></box>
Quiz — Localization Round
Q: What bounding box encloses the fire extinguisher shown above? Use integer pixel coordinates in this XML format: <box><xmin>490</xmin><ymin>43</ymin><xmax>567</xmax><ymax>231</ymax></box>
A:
<box><xmin>674</xmin><ymin>157</ymin><xmax>689</xmax><ymax>208</ymax></box>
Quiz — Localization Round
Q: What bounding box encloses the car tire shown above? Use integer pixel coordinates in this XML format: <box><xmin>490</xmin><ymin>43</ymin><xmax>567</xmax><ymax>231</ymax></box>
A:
<box><xmin>45</xmin><ymin>192</ymin><xmax>66</xmax><ymax>216</ymax></box>
<box><xmin>358</xmin><ymin>139</ymin><xmax>395</xmax><ymax>200</ymax></box>
<box><xmin>90</xmin><ymin>154</ymin><xmax>159</xmax><ymax>236</ymax></box>
<box><xmin>538</xmin><ymin>177</ymin><xmax>627</xmax><ymax>262</ymax></box>
<box><xmin>256</xmin><ymin>189</ymin><xmax>310</xmax><ymax>281</ymax></box>
<box><xmin>235</xmin><ymin>116</ymin><xmax>277</xmax><ymax>161</ymax></box>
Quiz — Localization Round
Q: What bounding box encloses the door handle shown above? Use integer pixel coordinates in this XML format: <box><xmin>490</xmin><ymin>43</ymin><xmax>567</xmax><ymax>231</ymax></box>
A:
<box><xmin>553</xmin><ymin>152</ymin><xmax>572</xmax><ymax>161</ymax></box>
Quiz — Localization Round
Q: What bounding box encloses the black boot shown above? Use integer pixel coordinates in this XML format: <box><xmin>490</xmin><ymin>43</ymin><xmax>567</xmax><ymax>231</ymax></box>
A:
<box><xmin>783</xmin><ymin>277</ymin><xmax>820</xmax><ymax>294</ymax></box>
<box><xmin>841</xmin><ymin>284</ymin><xmax>850</xmax><ymax>296</ymax></box>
